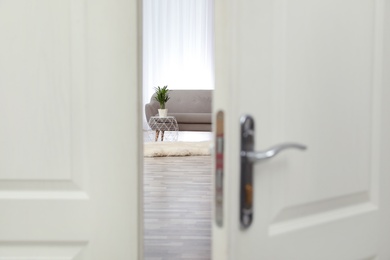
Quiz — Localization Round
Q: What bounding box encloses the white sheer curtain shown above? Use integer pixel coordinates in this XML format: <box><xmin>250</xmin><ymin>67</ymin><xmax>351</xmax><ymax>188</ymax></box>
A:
<box><xmin>142</xmin><ymin>0</ymin><xmax>214</xmax><ymax>128</ymax></box>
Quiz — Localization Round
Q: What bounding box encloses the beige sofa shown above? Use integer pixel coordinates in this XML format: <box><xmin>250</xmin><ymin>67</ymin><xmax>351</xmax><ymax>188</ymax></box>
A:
<box><xmin>145</xmin><ymin>90</ymin><xmax>212</xmax><ymax>131</ymax></box>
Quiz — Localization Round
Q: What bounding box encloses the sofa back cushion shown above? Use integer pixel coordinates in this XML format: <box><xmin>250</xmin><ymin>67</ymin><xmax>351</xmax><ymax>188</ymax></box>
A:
<box><xmin>169</xmin><ymin>113</ymin><xmax>211</xmax><ymax>124</ymax></box>
<box><xmin>150</xmin><ymin>90</ymin><xmax>212</xmax><ymax>113</ymax></box>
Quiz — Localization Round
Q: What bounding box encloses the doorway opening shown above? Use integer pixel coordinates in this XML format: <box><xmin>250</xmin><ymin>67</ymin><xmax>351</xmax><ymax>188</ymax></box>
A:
<box><xmin>142</xmin><ymin>0</ymin><xmax>215</xmax><ymax>259</ymax></box>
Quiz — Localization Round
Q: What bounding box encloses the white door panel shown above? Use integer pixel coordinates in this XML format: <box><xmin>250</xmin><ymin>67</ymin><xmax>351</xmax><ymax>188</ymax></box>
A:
<box><xmin>0</xmin><ymin>0</ymin><xmax>141</xmax><ymax>258</ymax></box>
<box><xmin>214</xmin><ymin>0</ymin><xmax>390</xmax><ymax>259</ymax></box>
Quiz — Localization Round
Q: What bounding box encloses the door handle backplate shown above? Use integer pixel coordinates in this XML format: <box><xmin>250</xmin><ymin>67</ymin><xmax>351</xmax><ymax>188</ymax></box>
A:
<box><xmin>240</xmin><ymin>115</ymin><xmax>307</xmax><ymax>229</ymax></box>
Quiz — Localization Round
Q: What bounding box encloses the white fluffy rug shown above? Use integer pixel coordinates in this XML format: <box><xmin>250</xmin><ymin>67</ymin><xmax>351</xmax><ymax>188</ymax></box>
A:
<box><xmin>144</xmin><ymin>141</ymin><xmax>213</xmax><ymax>157</ymax></box>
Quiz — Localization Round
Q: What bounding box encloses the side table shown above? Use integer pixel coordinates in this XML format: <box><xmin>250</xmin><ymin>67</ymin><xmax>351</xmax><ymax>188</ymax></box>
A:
<box><xmin>148</xmin><ymin>116</ymin><xmax>179</xmax><ymax>141</ymax></box>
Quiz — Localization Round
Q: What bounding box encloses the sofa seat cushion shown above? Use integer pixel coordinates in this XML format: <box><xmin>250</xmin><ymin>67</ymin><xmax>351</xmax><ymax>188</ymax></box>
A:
<box><xmin>169</xmin><ymin>113</ymin><xmax>211</xmax><ymax>124</ymax></box>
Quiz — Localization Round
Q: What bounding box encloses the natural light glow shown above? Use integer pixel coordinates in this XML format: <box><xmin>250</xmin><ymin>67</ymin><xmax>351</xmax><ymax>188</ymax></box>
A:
<box><xmin>142</xmin><ymin>0</ymin><xmax>214</xmax><ymax>128</ymax></box>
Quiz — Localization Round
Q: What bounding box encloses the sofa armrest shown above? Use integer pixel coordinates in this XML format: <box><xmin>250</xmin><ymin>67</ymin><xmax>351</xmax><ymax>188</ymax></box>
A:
<box><xmin>145</xmin><ymin>103</ymin><xmax>158</xmax><ymax>123</ymax></box>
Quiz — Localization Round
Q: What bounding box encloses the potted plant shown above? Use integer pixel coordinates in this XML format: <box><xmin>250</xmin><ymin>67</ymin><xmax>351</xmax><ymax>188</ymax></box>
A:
<box><xmin>154</xmin><ymin>85</ymin><xmax>170</xmax><ymax>117</ymax></box>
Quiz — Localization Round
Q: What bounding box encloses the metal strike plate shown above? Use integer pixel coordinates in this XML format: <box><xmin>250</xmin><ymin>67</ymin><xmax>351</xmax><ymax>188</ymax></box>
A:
<box><xmin>215</xmin><ymin>111</ymin><xmax>224</xmax><ymax>227</ymax></box>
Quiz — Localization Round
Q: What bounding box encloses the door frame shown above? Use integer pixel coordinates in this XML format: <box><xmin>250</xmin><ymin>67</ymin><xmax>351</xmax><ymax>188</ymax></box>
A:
<box><xmin>136</xmin><ymin>0</ymin><xmax>144</xmax><ymax>258</ymax></box>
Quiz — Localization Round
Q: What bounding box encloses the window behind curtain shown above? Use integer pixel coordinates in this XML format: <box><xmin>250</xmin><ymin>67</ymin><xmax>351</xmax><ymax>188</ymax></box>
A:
<box><xmin>142</xmin><ymin>0</ymin><xmax>214</xmax><ymax>128</ymax></box>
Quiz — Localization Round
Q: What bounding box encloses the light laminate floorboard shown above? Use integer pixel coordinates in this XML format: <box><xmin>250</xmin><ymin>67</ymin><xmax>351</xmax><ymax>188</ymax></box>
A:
<box><xmin>144</xmin><ymin>155</ymin><xmax>212</xmax><ymax>260</ymax></box>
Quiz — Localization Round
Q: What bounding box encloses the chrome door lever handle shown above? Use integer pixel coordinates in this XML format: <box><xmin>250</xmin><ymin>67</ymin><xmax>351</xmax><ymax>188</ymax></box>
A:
<box><xmin>240</xmin><ymin>115</ymin><xmax>307</xmax><ymax>229</ymax></box>
<box><xmin>241</xmin><ymin>143</ymin><xmax>307</xmax><ymax>163</ymax></box>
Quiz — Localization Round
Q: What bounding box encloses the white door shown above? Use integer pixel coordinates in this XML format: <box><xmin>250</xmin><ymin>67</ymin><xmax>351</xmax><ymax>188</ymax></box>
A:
<box><xmin>0</xmin><ymin>0</ymin><xmax>142</xmax><ymax>259</ymax></box>
<box><xmin>213</xmin><ymin>0</ymin><xmax>390</xmax><ymax>259</ymax></box>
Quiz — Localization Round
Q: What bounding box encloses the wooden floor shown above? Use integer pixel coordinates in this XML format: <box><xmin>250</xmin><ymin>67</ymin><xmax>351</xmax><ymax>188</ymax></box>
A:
<box><xmin>143</xmin><ymin>155</ymin><xmax>212</xmax><ymax>260</ymax></box>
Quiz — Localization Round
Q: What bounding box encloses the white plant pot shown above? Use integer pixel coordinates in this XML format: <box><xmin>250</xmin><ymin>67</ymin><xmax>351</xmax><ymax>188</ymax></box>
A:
<box><xmin>158</xmin><ymin>109</ymin><xmax>168</xmax><ymax>117</ymax></box>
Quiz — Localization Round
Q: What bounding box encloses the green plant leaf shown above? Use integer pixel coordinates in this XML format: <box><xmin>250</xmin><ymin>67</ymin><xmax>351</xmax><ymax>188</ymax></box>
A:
<box><xmin>154</xmin><ymin>85</ymin><xmax>170</xmax><ymax>109</ymax></box>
